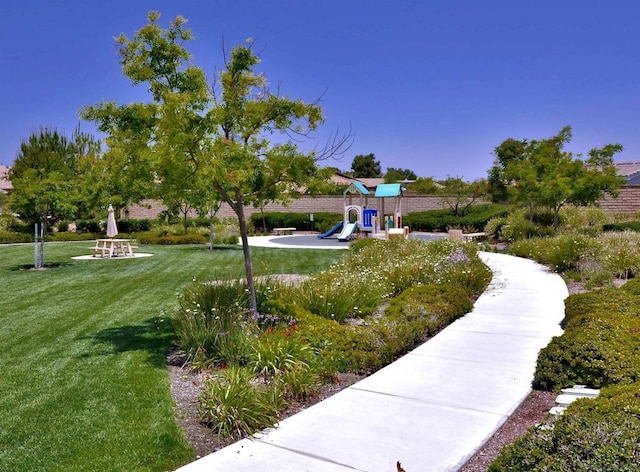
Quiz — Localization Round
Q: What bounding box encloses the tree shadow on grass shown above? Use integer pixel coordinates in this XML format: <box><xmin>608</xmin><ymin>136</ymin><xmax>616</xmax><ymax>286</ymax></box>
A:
<box><xmin>80</xmin><ymin>317</ymin><xmax>176</xmax><ymax>368</ymax></box>
<box><xmin>12</xmin><ymin>261</ymin><xmax>73</xmax><ymax>271</ymax></box>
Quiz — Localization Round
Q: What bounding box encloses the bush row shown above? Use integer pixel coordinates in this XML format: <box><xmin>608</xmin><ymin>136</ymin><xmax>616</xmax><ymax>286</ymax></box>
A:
<box><xmin>249</xmin><ymin>212</ymin><xmax>342</xmax><ymax>234</ymax></box>
<box><xmin>136</xmin><ymin>232</ymin><xmax>238</xmax><ymax>245</ymax></box>
<box><xmin>489</xmin><ymin>381</ymin><xmax>640</xmax><ymax>471</ymax></box>
<box><xmin>490</xmin><ymin>286</ymin><xmax>640</xmax><ymax>470</ymax></box>
<box><xmin>603</xmin><ymin>221</ymin><xmax>640</xmax><ymax>232</ymax></box>
<box><xmin>533</xmin><ymin>288</ymin><xmax>640</xmax><ymax>391</ymax></box>
<box><xmin>403</xmin><ymin>204</ymin><xmax>509</xmax><ymax>232</ymax></box>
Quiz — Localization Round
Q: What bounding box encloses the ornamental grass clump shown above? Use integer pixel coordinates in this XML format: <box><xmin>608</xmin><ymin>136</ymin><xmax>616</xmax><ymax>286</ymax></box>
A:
<box><xmin>198</xmin><ymin>365</ymin><xmax>283</xmax><ymax>439</ymax></box>
<box><xmin>173</xmin><ymin>280</ymin><xmax>252</xmax><ymax>364</ymax></box>
<box><xmin>599</xmin><ymin>230</ymin><xmax>640</xmax><ymax>279</ymax></box>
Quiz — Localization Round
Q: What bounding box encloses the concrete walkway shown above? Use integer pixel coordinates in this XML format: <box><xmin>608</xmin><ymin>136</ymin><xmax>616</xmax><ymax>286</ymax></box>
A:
<box><xmin>176</xmin><ymin>252</ymin><xmax>567</xmax><ymax>472</ymax></box>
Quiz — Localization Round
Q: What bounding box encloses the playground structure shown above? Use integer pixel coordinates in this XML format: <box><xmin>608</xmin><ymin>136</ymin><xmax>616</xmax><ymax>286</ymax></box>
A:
<box><xmin>319</xmin><ymin>181</ymin><xmax>409</xmax><ymax>241</ymax></box>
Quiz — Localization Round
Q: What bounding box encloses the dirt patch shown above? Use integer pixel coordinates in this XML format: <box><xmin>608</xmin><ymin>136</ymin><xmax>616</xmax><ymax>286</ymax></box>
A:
<box><xmin>168</xmin><ymin>356</ymin><xmax>364</xmax><ymax>458</ymax></box>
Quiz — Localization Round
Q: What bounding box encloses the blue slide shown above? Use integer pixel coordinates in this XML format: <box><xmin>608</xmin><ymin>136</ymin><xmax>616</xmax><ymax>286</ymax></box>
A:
<box><xmin>337</xmin><ymin>222</ymin><xmax>357</xmax><ymax>242</ymax></box>
<box><xmin>317</xmin><ymin>222</ymin><xmax>343</xmax><ymax>239</ymax></box>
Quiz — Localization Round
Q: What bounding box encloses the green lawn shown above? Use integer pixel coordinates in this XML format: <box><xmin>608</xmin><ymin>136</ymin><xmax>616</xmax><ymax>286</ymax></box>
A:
<box><xmin>0</xmin><ymin>242</ymin><xmax>342</xmax><ymax>471</ymax></box>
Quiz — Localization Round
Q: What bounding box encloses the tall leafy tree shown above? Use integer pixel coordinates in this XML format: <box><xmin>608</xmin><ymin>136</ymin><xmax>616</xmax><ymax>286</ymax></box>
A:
<box><xmin>351</xmin><ymin>153</ymin><xmax>382</xmax><ymax>178</ymax></box>
<box><xmin>82</xmin><ymin>12</ymin><xmax>338</xmax><ymax>310</ymax></box>
<box><xmin>488</xmin><ymin>126</ymin><xmax>624</xmax><ymax>232</ymax></box>
<box><xmin>384</xmin><ymin>167</ymin><xmax>417</xmax><ymax>183</ymax></box>
<box><xmin>8</xmin><ymin>127</ymin><xmax>98</xmax><ymax>267</ymax></box>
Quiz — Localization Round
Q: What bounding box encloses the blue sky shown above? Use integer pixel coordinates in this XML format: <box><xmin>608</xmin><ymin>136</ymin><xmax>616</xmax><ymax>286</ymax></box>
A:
<box><xmin>2</xmin><ymin>0</ymin><xmax>639</xmax><ymax>180</ymax></box>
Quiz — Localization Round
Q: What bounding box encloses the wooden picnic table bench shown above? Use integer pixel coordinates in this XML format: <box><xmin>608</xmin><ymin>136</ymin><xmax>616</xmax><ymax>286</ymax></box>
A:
<box><xmin>90</xmin><ymin>239</ymin><xmax>137</xmax><ymax>258</ymax></box>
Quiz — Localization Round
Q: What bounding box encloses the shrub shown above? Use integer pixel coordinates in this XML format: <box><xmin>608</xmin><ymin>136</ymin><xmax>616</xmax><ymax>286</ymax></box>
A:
<box><xmin>533</xmin><ymin>289</ymin><xmax>640</xmax><ymax>391</ymax></box>
<box><xmin>57</xmin><ymin>220</ymin><xmax>70</xmax><ymax>232</ymax></box>
<box><xmin>621</xmin><ymin>277</ymin><xmax>640</xmax><ymax>295</ymax></box>
<box><xmin>403</xmin><ymin>204</ymin><xmax>509</xmax><ymax>232</ymax></box>
<box><xmin>198</xmin><ymin>365</ymin><xmax>283</xmax><ymax>439</ymax></box>
<box><xmin>603</xmin><ymin>221</ymin><xmax>640</xmax><ymax>232</ymax></box>
<box><xmin>137</xmin><ymin>232</ymin><xmax>208</xmax><ymax>245</ymax></box>
<box><xmin>499</xmin><ymin>209</ymin><xmax>554</xmax><ymax>242</ymax></box>
<box><xmin>76</xmin><ymin>219</ymin><xmax>102</xmax><ymax>234</ymax></box>
<box><xmin>559</xmin><ymin>206</ymin><xmax>610</xmax><ymax>235</ymax></box>
<box><xmin>489</xmin><ymin>382</ymin><xmax>640</xmax><ymax>471</ymax></box>
<box><xmin>599</xmin><ymin>230</ymin><xmax>640</xmax><ymax>279</ymax></box>
<box><xmin>0</xmin><ymin>231</ymin><xmax>32</xmax><ymax>243</ymax></box>
<box><xmin>48</xmin><ymin>232</ymin><xmax>97</xmax><ymax>242</ymax></box>
<box><xmin>117</xmin><ymin>219</ymin><xmax>152</xmax><ymax>233</ymax></box>
<box><xmin>509</xmin><ymin>234</ymin><xmax>597</xmax><ymax>272</ymax></box>
<box><xmin>249</xmin><ymin>327</ymin><xmax>314</xmax><ymax>379</ymax></box>
<box><xmin>249</xmin><ymin>212</ymin><xmax>342</xmax><ymax>233</ymax></box>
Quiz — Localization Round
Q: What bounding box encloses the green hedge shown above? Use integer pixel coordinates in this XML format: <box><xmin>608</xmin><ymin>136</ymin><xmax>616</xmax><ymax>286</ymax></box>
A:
<box><xmin>117</xmin><ymin>219</ymin><xmax>152</xmax><ymax>233</ymax></box>
<box><xmin>136</xmin><ymin>233</ymin><xmax>209</xmax><ymax>245</ymax></box>
<box><xmin>0</xmin><ymin>231</ymin><xmax>33</xmax><ymax>244</ymax></box>
<box><xmin>533</xmin><ymin>289</ymin><xmax>640</xmax><ymax>391</ymax></box>
<box><xmin>249</xmin><ymin>212</ymin><xmax>342</xmax><ymax>234</ymax></box>
<box><xmin>402</xmin><ymin>204</ymin><xmax>509</xmax><ymax>232</ymax></box>
<box><xmin>603</xmin><ymin>221</ymin><xmax>640</xmax><ymax>232</ymax></box>
<box><xmin>489</xmin><ymin>382</ymin><xmax>640</xmax><ymax>471</ymax></box>
<box><xmin>287</xmin><ymin>284</ymin><xmax>474</xmax><ymax>374</ymax></box>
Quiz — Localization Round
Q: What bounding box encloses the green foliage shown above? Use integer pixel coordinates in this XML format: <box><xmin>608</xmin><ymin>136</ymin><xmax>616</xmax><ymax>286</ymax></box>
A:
<box><xmin>407</xmin><ymin>176</ymin><xmax>440</xmax><ymax>195</ymax></box>
<box><xmin>0</xmin><ymin>231</ymin><xmax>32</xmax><ymax>244</ymax></box>
<box><xmin>403</xmin><ymin>204</ymin><xmax>509</xmax><ymax>232</ymax></box>
<box><xmin>117</xmin><ymin>219</ymin><xmax>152</xmax><ymax>233</ymax></box>
<box><xmin>249</xmin><ymin>327</ymin><xmax>314</xmax><ymax>380</ymax></box>
<box><xmin>174</xmin><ymin>281</ymin><xmax>252</xmax><ymax>363</ymax></box>
<box><xmin>293</xmin><ymin>272</ymin><xmax>379</xmax><ymax>322</ymax></box>
<box><xmin>8</xmin><ymin>127</ymin><xmax>98</xmax><ymax>226</ymax></box>
<box><xmin>489</xmin><ymin>382</ymin><xmax>640</xmax><ymax>471</ymax></box>
<box><xmin>559</xmin><ymin>205</ymin><xmax>610</xmax><ymax>235</ymax></box>
<box><xmin>488</xmin><ymin>126</ymin><xmax>624</xmax><ymax>232</ymax></box>
<box><xmin>351</xmin><ymin>153</ymin><xmax>382</xmax><ymax>178</ymax></box>
<box><xmin>621</xmin><ymin>277</ymin><xmax>640</xmax><ymax>295</ymax></box>
<box><xmin>137</xmin><ymin>232</ymin><xmax>209</xmax><ymax>245</ymax></box>
<box><xmin>497</xmin><ymin>208</ymin><xmax>555</xmax><ymax>242</ymax></box>
<box><xmin>533</xmin><ymin>289</ymin><xmax>640</xmax><ymax>391</ymax></box>
<box><xmin>384</xmin><ymin>167</ymin><xmax>417</xmax><ymax>183</ymax></box>
<box><xmin>509</xmin><ymin>233</ymin><xmax>596</xmax><ymax>272</ymax></box>
<box><xmin>82</xmin><ymin>12</ymin><xmax>340</xmax><ymax>313</ymax></box>
<box><xmin>603</xmin><ymin>221</ymin><xmax>640</xmax><ymax>232</ymax></box>
<box><xmin>249</xmin><ymin>212</ymin><xmax>342</xmax><ymax>233</ymax></box>
<box><xmin>198</xmin><ymin>365</ymin><xmax>282</xmax><ymax>439</ymax></box>
<box><xmin>75</xmin><ymin>219</ymin><xmax>102</xmax><ymax>233</ymax></box>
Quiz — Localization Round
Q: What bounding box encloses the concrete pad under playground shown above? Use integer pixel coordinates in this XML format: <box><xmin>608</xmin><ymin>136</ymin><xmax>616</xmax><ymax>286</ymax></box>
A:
<box><xmin>176</xmin><ymin>251</ymin><xmax>568</xmax><ymax>472</ymax></box>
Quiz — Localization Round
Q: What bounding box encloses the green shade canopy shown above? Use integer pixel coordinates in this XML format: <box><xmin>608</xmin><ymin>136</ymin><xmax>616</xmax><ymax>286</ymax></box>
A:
<box><xmin>375</xmin><ymin>183</ymin><xmax>402</xmax><ymax>197</ymax></box>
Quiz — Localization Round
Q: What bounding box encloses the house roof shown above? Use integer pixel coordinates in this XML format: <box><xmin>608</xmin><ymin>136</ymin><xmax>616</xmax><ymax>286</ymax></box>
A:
<box><xmin>615</xmin><ymin>161</ymin><xmax>640</xmax><ymax>181</ymax></box>
<box><xmin>0</xmin><ymin>165</ymin><xmax>12</xmax><ymax>192</ymax></box>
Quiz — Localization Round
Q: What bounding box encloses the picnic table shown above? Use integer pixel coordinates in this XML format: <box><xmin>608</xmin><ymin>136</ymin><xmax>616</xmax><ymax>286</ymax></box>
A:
<box><xmin>90</xmin><ymin>239</ymin><xmax>138</xmax><ymax>258</ymax></box>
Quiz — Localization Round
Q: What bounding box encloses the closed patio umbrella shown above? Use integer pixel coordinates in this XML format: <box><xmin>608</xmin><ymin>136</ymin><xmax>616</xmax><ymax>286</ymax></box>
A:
<box><xmin>106</xmin><ymin>204</ymin><xmax>118</xmax><ymax>238</ymax></box>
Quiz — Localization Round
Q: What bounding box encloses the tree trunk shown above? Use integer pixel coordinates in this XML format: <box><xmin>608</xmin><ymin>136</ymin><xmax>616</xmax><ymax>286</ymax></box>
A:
<box><xmin>209</xmin><ymin>216</ymin><xmax>215</xmax><ymax>251</ymax></box>
<box><xmin>234</xmin><ymin>195</ymin><xmax>258</xmax><ymax>313</ymax></box>
<box><xmin>553</xmin><ymin>206</ymin><xmax>560</xmax><ymax>234</ymax></box>
<box><xmin>183</xmin><ymin>209</ymin><xmax>188</xmax><ymax>235</ymax></box>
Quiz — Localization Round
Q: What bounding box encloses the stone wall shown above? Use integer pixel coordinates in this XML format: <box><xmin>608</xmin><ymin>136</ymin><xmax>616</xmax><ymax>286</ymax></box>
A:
<box><xmin>598</xmin><ymin>186</ymin><xmax>640</xmax><ymax>215</ymax></box>
<box><xmin>125</xmin><ymin>187</ymin><xmax>640</xmax><ymax>221</ymax></box>
<box><xmin>127</xmin><ymin>195</ymin><xmax>459</xmax><ymax>220</ymax></box>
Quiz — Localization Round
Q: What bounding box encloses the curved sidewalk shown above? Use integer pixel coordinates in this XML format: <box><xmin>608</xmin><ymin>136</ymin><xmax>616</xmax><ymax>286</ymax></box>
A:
<box><xmin>176</xmin><ymin>252</ymin><xmax>567</xmax><ymax>472</ymax></box>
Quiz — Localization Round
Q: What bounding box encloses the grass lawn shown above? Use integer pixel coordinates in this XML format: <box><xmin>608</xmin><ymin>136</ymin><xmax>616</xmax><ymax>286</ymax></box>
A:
<box><xmin>0</xmin><ymin>242</ymin><xmax>342</xmax><ymax>471</ymax></box>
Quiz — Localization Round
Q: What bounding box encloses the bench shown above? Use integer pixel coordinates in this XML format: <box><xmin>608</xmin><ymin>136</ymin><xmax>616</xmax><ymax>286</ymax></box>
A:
<box><xmin>462</xmin><ymin>232</ymin><xmax>487</xmax><ymax>241</ymax></box>
<box><xmin>89</xmin><ymin>246</ymin><xmax>111</xmax><ymax>257</ymax></box>
<box><xmin>273</xmin><ymin>227</ymin><xmax>296</xmax><ymax>235</ymax></box>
